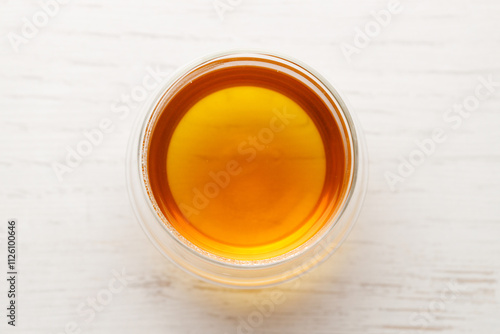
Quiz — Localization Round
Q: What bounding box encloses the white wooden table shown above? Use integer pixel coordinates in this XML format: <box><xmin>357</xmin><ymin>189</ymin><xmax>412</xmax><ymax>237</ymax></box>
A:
<box><xmin>1</xmin><ymin>0</ymin><xmax>499</xmax><ymax>333</ymax></box>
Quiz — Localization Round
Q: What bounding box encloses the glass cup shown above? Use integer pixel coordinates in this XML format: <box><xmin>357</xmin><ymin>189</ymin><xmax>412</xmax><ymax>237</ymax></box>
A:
<box><xmin>126</xmin><ymin>50</ymin><xmax>368</xmax><ymax>288</ymax></box>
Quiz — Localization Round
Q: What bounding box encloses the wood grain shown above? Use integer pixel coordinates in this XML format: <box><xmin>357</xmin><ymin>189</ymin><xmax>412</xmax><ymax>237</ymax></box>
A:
<box><xmin>0</xmin><ymin>0</ymin><xmax>499</xmax><ymax>333</ymax></box>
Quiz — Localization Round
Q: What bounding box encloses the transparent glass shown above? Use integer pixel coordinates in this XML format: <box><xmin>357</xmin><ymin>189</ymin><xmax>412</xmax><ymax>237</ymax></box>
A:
<box><xmin>126</xmin><ymin>50</ymin><xmax>368</xmax><ymax>288</ymax></box>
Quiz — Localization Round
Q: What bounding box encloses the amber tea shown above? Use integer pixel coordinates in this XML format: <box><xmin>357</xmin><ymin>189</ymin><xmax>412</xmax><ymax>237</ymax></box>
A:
<box><xmin>143</xmin><ymin>54</ymin><xmax>353</xmax><ymax>261</ymax></box>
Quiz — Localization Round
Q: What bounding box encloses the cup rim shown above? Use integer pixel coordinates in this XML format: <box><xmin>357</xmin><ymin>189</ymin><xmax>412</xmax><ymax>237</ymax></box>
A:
<box><xmin>134</xmin><ymin>49</ymin><xmax>361</xmax><ymax>269</ymax></box>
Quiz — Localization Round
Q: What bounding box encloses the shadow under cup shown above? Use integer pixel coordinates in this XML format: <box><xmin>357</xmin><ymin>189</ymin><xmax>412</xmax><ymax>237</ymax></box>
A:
<box><xmin>127</xmin><ymin>51</ymin><xmax>368</xmax><ymax>288</ymax></box>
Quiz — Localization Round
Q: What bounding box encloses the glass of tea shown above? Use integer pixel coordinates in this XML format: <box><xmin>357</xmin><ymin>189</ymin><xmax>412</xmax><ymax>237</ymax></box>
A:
<box><xmin>127</xmin><ymin>51</ymin><xmax>368</xmax><ymax>288</ymax></box>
